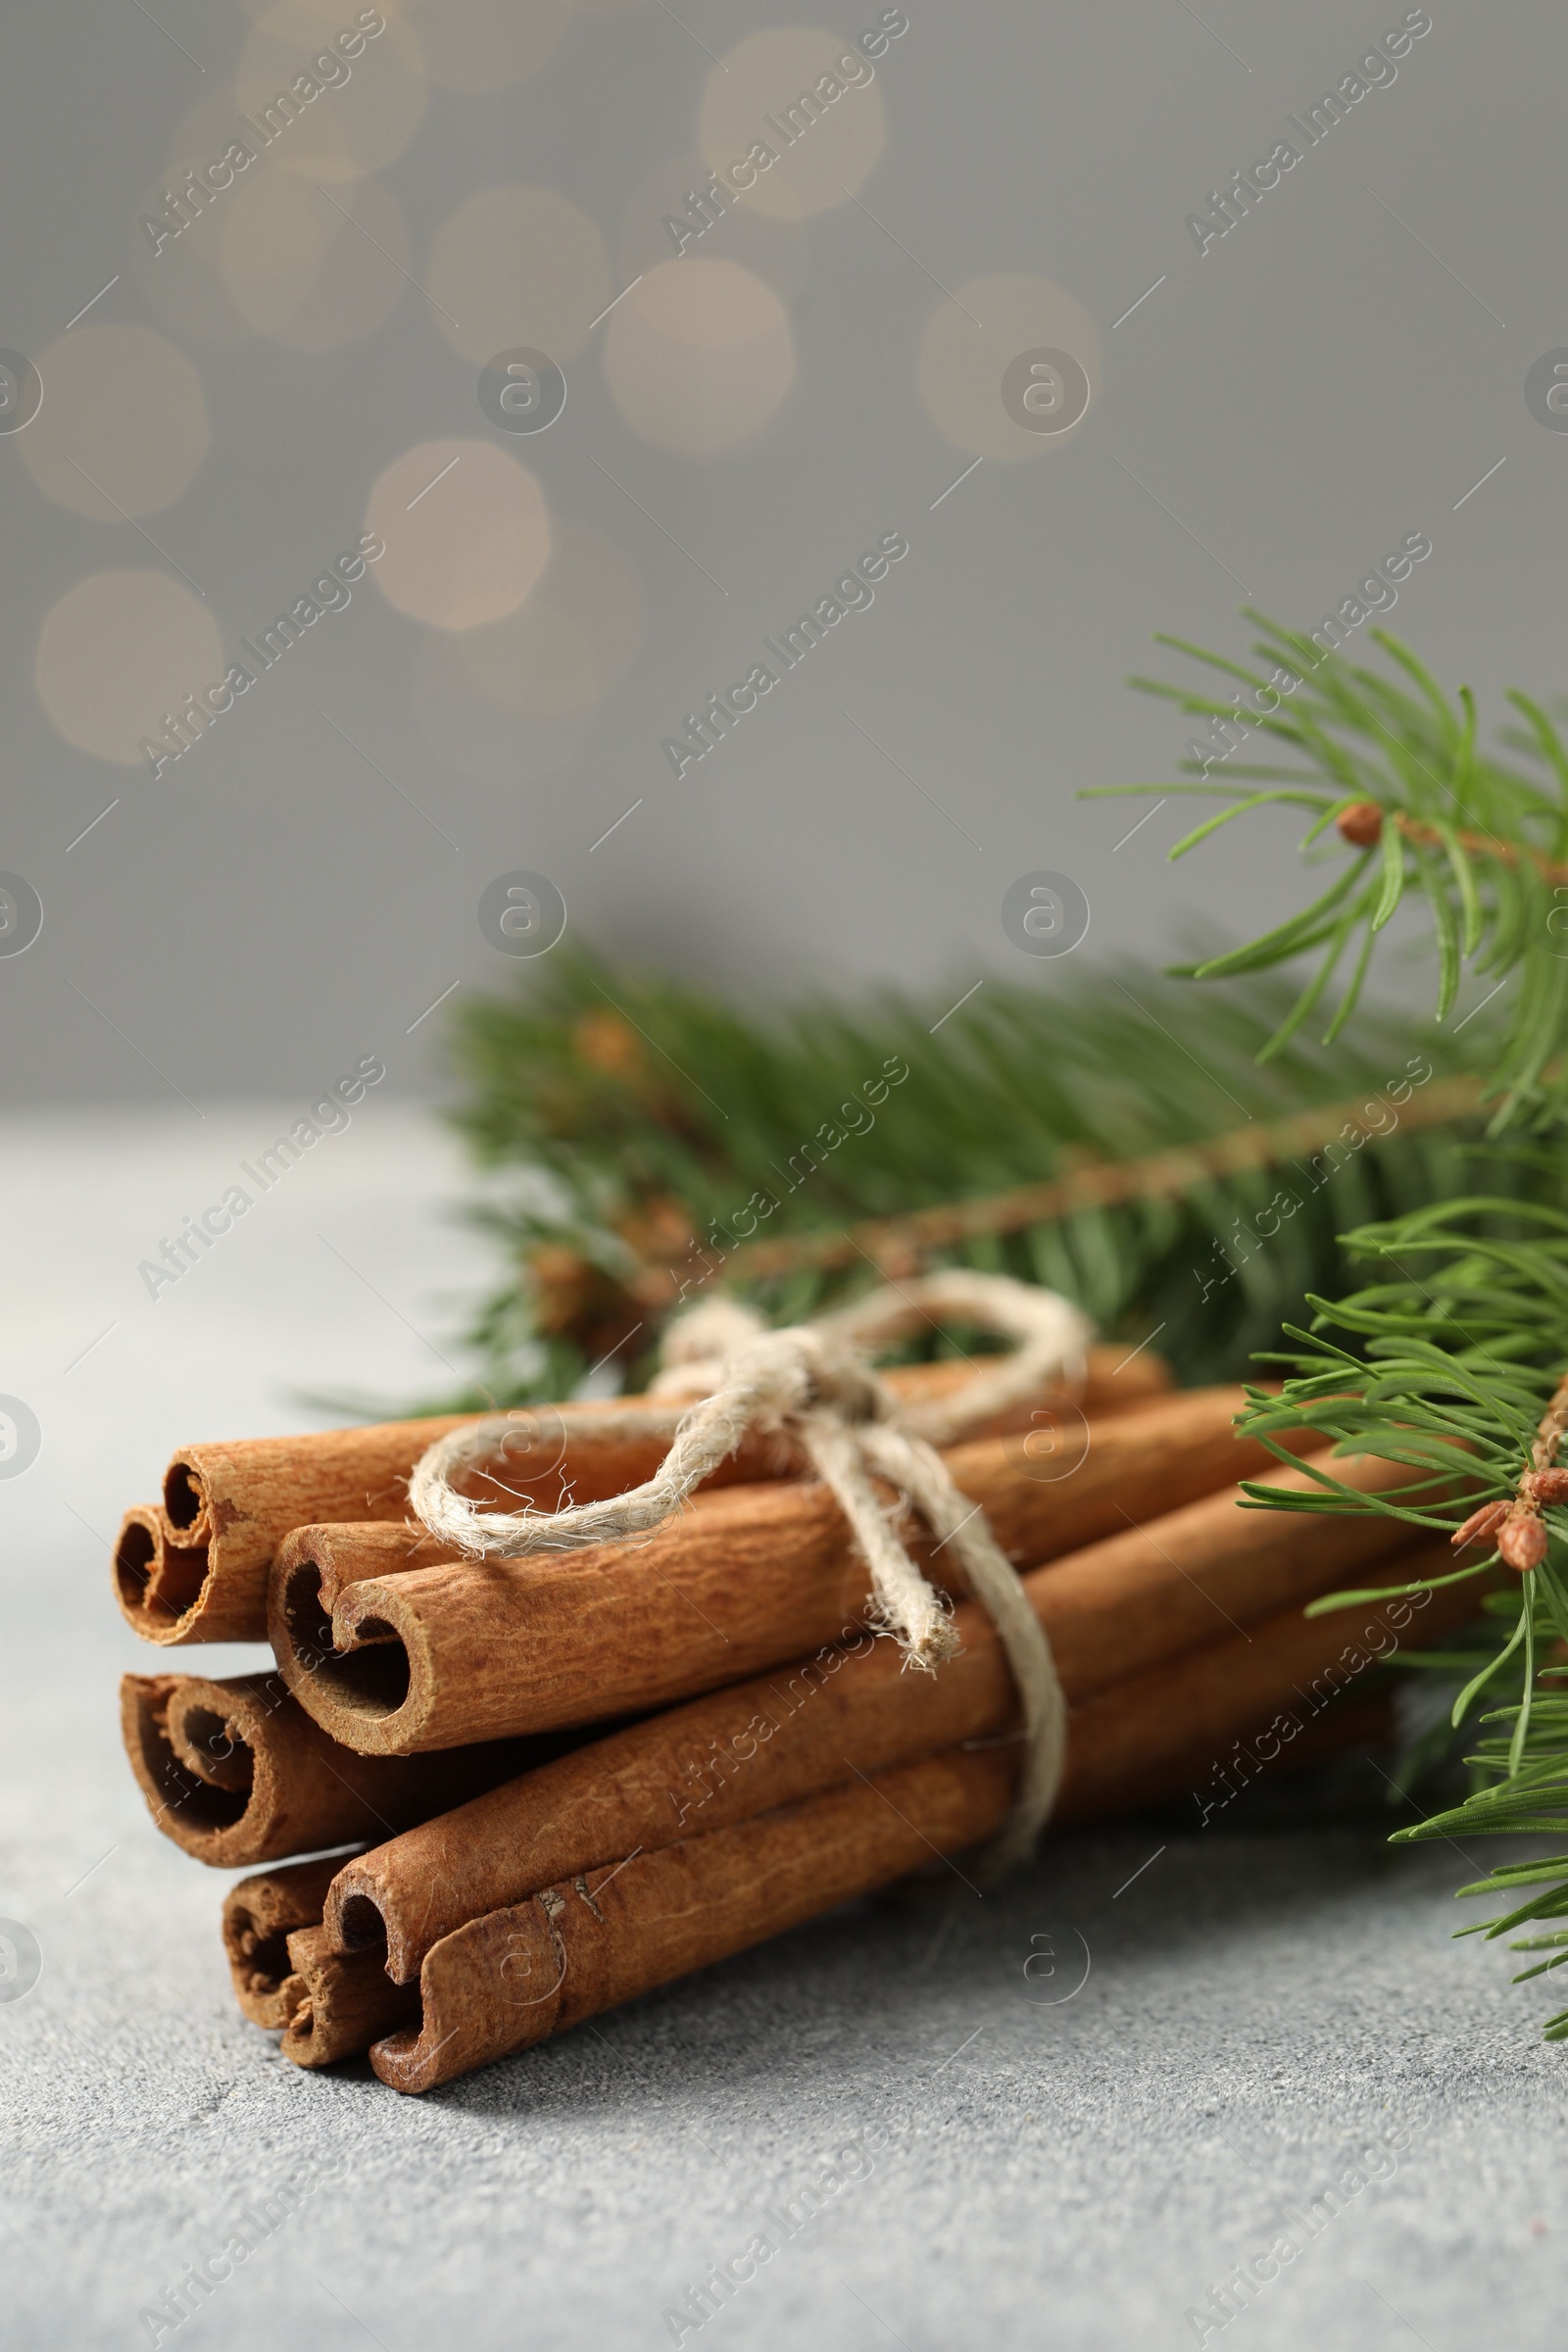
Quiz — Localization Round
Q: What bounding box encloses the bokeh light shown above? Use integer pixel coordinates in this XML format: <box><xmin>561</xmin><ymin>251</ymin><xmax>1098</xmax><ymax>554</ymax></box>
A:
<box><xmin>19</xmin><ymin>326</ymin><xmax>209</xmax><ymax>519</ymax></box>
<box><xmin>401</xmin><ymin>0</ymin><xmax>574</xmax><ymax>92</ymax></box>
<box><xmin>129</xmin><ymin>85</ymin><xmax>262</xmax><ymax>349</ymax></box>
<box><xmin>366</xmin><ymin>438</ymin><xmax>551</xmax><ymax>629</ymax></box>
<box><xmin>220</xmin><ymin>174</ymin><xmax>409</xmax><ymax>349</ymax></box>
<box><xmin>236</xmin><ymin>3</ymin><xmax>426</xmax><ymax>183</ymax></box>
<box><xmin>455</xmin><ymin>521</ymin><xmax>645</xmax><ymax>716</ymax></box>
<box><xmin>699</xmin><ymin>28</ymin><xmax>887</xmax><ymax>220</ymax></box>
<box><xmin>916</xmin><ymin>274</ymin><xmax>1101</xmax><ymax>461</ymax></box>
<box><xmin>425</xmin><ymin>185</ymin><xmax>612</xmax><ymax>365</ymax></box>
<box><xmin>36</xmin><ymin>571</ymin><xmax>224</xmax><ymax>765</ymax></box>
<box><xmin>616</xmin><ymin>151</ymin><xmax>809</xmax><ymax>302</ymax></box>
<box><xmin>604</xmin><ymin>258</ymin><xmax>795</xmax><ymax>454</ymax></box>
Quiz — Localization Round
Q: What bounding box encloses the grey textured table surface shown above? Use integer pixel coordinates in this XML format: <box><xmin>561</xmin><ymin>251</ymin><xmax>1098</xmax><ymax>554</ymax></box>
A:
<box><xmin>2</xmin><ymin>1109</ymin><xmax>1562</xmax><ymax>2351</ymax></box>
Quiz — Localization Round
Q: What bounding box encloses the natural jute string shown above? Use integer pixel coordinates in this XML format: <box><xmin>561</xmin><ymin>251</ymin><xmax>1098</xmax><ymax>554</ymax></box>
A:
<box><xmin>409</xmin><ymin>1271</ymin><xmax>1093</xmax><ymax>1875</ymax></box>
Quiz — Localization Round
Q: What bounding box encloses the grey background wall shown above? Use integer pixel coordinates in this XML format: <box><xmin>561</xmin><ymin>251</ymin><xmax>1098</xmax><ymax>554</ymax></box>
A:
<box><xmin>0</xmin><ymin>0</ymin><xmax>1551</xmax><ymax>1102</ymax></box>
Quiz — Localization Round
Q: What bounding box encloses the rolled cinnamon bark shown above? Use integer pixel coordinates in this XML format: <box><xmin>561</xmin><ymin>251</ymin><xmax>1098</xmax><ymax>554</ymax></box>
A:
<box><xmin>371</xmin><ymin>1746</ymin><xmax>1015</xmax><ymax>2093</ymax></box>
<box><xmin>1052</xmin><ymin>1540</ymin><xmax>1478</xmax><ymax>1824</ymax></box>
<box><xmin>277</xmin><ymin>1926</ymin><xmax>417</xmax><ymax>2068</ymax></box>
<box><xmin>322</xmin><ymin>1506</ymin><xmax>1451</xmax><ymax>1982</ymax></box>
<box><xmin>144</xmin><ymin>1416</ymin><xmax>472</xmax><ymax>1646</ymax></box>
<box><xmin>222</xmin><ymin>1856</ymin><xmax>354</xmax><ymax>2026</ymax></box>
<box><xmin>113</xmin><ymin>1505</ymin><xmax>211</xmax><ymax>1638</ymax></box>
<box><xmin>121</xmin><ymin>1669</ymin><xmax>558</xmax><ymax>1867</ymax></box>
<box><xmin>879</xmin><ymin>1345</ymin><xmax>1170</xmax><ymax>1431</ymax></box>
<box><xmin>140</xmin><ymin>1348</ymin><xmax>1160</xmax><ymax>1648</ymax></box>
<box><xmin>270</xmin><ymin>1404</ymin><xmax>1377</xmax><ymax>1756</ymax></box>
<box><xmin>368</xmin><ymin>1554</ymin><xmax>1481</xmax><ymax>2094</ymax></box>
<box><xmin>233</xmin><ymin>1616</ymin><xmax>1397</xmax><ymax>2050</ymax></box>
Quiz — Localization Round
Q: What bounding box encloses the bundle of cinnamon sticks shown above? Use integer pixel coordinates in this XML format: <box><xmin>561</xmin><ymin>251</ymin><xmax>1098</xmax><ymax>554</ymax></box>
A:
<box><xmin>115</xmin><ymin>1346</ymin><xmax>1481</xmax><ymax>2092</ymax></box>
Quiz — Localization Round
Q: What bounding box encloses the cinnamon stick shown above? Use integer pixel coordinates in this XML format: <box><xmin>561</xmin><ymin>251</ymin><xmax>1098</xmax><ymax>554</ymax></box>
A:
<box><xmin>270</xmin><ymin>1401</ymin><xmax>1381</xmax><ymax>1756</ymax></box>
<box><xmin>371</xmin><ymin>1747</ymin><xmax>1015</xmax><ymax>2093</ymax></box>
<box><xmin>113</xmin><ymin>1505</ymin><xmax>210</xmax><ymax>1631</ymax></box>
<box><xmin>120</xmin><ymin>1669</ymin><xmax>561</xmax><ymax>1867</ymax></box>
<box><xmin>222</xmin><ymin>1856</ymin><xmax>354</xmax><ymax>2026</ymax></box>
<box><xmin>1052</xmin><ymin>1542</ymin><xmax>1478</xmax><ymax>1824</ymax></box>
<box><xmin>368</xmin><ymin>1555</ymin><xmax>1484</xmax><ymax>2094</ymax></box>
<box><xmin>878</xmin><ymin>1345</ymin><xmax>1171</xmax><ymax>1429</ymax></box>
<box><xmin>276</xmin><ymin>1927</ymin><xmax>417</xmax><ymax>2067</ymax></box>
<box><xmin>322</xmin><ymin>1506</ymin><xmax>1451</xmax><ymax>1982</ymax></box>
<box><xmin>238</xmin><ymin>1650</ymin><xmax>1391</xmax><ymax>2057</ymax></box>
<box><xmin>131</xmin><ymin>1346</ymin><xmax>1164</xmax><ymax>1646</ymax></box>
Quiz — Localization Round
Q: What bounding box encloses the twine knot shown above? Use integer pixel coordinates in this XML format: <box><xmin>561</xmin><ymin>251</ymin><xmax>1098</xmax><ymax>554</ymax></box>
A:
<box><xmin>408</xmin><ymin>1273</ymin><xmax>1093</xmax><ymax>1874</ymax></box>
<box><xmin>652</xmin><ymin>1300</ymin><xmax>888</xmax><ymax>1428</ymax></box>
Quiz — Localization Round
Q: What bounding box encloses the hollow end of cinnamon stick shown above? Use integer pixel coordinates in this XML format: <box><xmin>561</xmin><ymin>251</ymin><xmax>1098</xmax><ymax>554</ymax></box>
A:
<box><xmin>271</xmin><ymin>1544</ymin><xmax>416</xmax><ymax>1741</ymax></box>
<box><xmin>332</xmin><ymin>1890</ymin><xmax>390</xmax><ymax>1955</ymax></box>
<box><xmin>123</xmin><ymin>1666</ymin><xmax>382</xmax><ymax>1867</ymax></box>
<box><xmin>124</xmin><ymin>1665</ymin><xmax>558</xmax><ymax>1868</ymax></box>
<box><xmin>112</xmin><ymin>1505</ymin><xmax>213</xmax><ymax>1643</ymax></box>
<box><xmin>162</xmin><ymin>1452</ymin><xmax>210</xmax><ymax>1545</ymax></box>
<box><xmin>117</xmin><ymin>1481</ymin><xmax>259</xmax><ymax>1648</ymax></box>
<box><xmin>114</xmin><ymin>1507</ymin><xmax>160</xmax><ymax>1614</ymax></box>
<box><xmin>122</xmin><ymin>1674</ymin><xmax>264</xmax><ymax>1857</ymax></box>
<box><xmin>120</xmin><ymin>1668</ymin><xmax>373</xmax><ymax>1867</ymax></box>
<box><xmin>222</xmin><ymin>1856</ymin><xmax>352</xmax><ymax>2027</ymax></box>
<box><xmin>278</xmin><ymin>1924</ymin><xmax>417</xmax><ymax>2068</ymax></box>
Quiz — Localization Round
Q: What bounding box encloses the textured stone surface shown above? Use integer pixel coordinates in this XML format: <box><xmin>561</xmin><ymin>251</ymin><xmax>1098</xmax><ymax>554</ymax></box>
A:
<box><xmin>2</xmin><ymin>1113</ymin><xmax>1562</xmax><ymax>2348</ymax></box>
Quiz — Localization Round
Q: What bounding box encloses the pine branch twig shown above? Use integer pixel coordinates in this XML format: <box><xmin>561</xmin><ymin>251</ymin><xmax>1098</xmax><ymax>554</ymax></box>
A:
<box><xmin>683</xmin><ymin>1073</ymin><xmax>1486</xmax><ymax>1290</ymax></box>
<box><xmin>1337</xmin><ymin>800</ymin><xmax>1568</xmax><ymax>887</ymax></box>
<box><xmin>1232</xmin><ymin>1193</ymin><xmax>1568</xmax><ymax>2032</ymax></box>
<box><xmin>1094</xmin><ymin>617</ymin><xmax>1568</xmax><ymax>1119</ymax></box>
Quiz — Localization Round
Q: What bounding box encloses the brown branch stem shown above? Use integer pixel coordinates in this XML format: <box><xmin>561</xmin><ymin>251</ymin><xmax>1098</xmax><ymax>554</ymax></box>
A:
<box><xmin>1337</xmin><ymin>801</ymin><xmax>1568</xmax><ymax>886</ymax></box>
<box><xmin>678</xmin><ymin>1073</ymin><xmax>1485</xmax><ymax>1292</ymax></box>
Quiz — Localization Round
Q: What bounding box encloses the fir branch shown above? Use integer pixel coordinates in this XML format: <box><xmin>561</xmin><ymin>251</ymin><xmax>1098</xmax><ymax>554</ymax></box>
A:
<box><xmin>1089</xmin><ymin>615</ymin><xmax>1568</xmax><ymax>1121</ymax></box>
<box><xmin>425</xmin><ymin>949</ymin><xmax>1522</xmax><ymax>1409</ymax></box>
<box><xmin>1231</xmin><ymin>1193</ymin><xmax>1568</xmax><ymax>2033</ymax></box>
<box><xmin>719</xmin><ymin>1073</ymin><xmax>1485</xmax><ymax>1286</ymax></box>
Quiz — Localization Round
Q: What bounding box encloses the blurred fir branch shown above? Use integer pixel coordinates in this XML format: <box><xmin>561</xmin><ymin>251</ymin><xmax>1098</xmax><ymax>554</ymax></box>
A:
<box><xmin>421</xmin><ymin>948</ymin><xmax>1528</xmax><ymax>1411</ymax></box>
<box><xmin>1086</xmin><ymin>613</ymin><xmax>1568</xmax><ymax>1123</ymax></box>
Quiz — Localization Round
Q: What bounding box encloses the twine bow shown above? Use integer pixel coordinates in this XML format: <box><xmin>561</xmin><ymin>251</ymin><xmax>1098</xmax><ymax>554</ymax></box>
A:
<box><xmin>409</xmin><ymin>1272</ymin><xmax>1093</xmax><ymax>1874</ymax></box>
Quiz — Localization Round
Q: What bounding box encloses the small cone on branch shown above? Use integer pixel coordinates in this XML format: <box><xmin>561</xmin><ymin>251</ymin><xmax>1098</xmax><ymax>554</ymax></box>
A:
<box><xmin>1337</xmin><ymin>802</ymin><xmax>1386</xmax><ymax>848</ymax></box>
<box><xmin>573</xmin><ymin>1010</ymin><xmax>647</xmax><ymax>1084</ymax></box>
<box><xmin>1451</xmin><ymin>1499</ymin><xmax>1509</xmax><ymax>1550</ymax></box>
<box><xmin>1451</xmin><ymin>1374</ymin><xmax>1568</xmax><ymax>1573</ymax></box>
<box><xmin>1499</xmin><ymin>1513</ymin><xmax>1549</xmax><ymax>1574</ymax></box>
<box><xmin>1451</xmin><ymin>1496</ymin><xmax>1551</xmax><ymax>1573</ymax></box>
